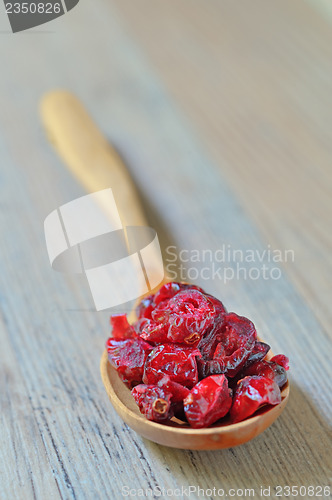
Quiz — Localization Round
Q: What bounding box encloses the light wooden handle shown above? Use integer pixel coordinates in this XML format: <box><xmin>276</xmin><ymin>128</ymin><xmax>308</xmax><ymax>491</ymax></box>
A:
<box><xmin>40</xmin><ymin>90</ymin><xmax>148</xmax><ymax>228</ymax></box>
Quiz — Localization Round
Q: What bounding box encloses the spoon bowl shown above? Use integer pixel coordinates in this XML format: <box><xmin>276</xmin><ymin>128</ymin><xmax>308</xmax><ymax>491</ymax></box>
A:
<box><xmin>100</xmin><ymin>348</ymin><xmax>289</xmax><ymax>450</ymax></box>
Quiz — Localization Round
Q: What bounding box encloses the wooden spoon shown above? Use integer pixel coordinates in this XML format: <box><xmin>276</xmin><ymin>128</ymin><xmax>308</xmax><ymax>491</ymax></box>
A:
<box><xmin>40</xmin><ymin>90</ymin><xmax>290</xmax><ymax>450</ymax></box>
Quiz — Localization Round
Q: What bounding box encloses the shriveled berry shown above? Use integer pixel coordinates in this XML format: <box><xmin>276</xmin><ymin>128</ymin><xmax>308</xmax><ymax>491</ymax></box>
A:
<box><xmin>270</xmin><ymin>354</ymin><xmax>289</xmax><ymax>371</ymax></box>
<box><xmin>197</xmin><ymin>313</ymin><xmax>256</xmax><ymax>377</ymax></box>
<box><xmin>131</xmin><ymin>385</ymin><xmax>173</xmax><ymax>422</ymax></box>
<box><xmin>143</xmin><ymin>344</ymin><xmax>200</xmax><ymax>388</ymax></box>
<box><xmin>154</xmin><ymin>282</ymin><xmax>183</xmax><ymax>306</ymax></box>
<box><xmin>132</xmin><ymin>318</ymin><xmax>149</xmax><ymax>335</ymax></box>
<box><xmin>151</xmin><ymin>290</ymin><xmax>217</xmax><ymax>346</ymax></box>
<box><xmin>227</xmin><ymin>341</ymin><xmax>271</xmax><ymax>389</ymax></box>
<box><xmin>106</xmin><ymin>337</ymin><xmax>152</xmax><ymax>388</ymax></box>
<box><xmin>110</xmin><ymin>314</ymin><xmax>136</xmax><ymax>340</ymax></box>
<box><xmin>212</xmin><ymin>313</ymin><xmax>257</xmax><ymax>377</ymax></box>
<box><xmin>204</xmin><ymin>294</ymin><xmax>227</xmax><ymax>316</ymax></box>
<box><xmin>156</xmin><ymin>375</ymin><xmax>191</xmax><ymax>419</ymax></box>
<box><xmin>196</xmin><ymin>357</ymin><xmax>225</xmax><ymax>379</ymax></box>
<box><xmin>197</xmin><ymin>316</ymin><xmax>226</xmax><ymax>360</ymax></box>
<box><xmin>156</xmin><ymin>375</ymin><xmax>190</xmax><ymax>403</ymax></box>
<box><xmin>245</xmin><ymin>341</ymin><xmax>270</xmax><ymax>366</ymax></box>
<box><xmin>184</xmin><ymin>375</ymin><xmax>232</xmax><ymax>428</ymax></box>
<box><xmin>154</xmin><ymin>282</ymin><xmax>205</xmax><ymax>306</ymax></box>
<box><xmin>136</xmin><ymin>295</ymin><xmax>154</xmax><ymax>320</ymax></box>
<box><xmin>230</xmin><ymin>375</ymin><xmax>281</xmax><ymax>423</ymax></box>
<box><xmin>243</xmin><ymin>359</ymin><xmax>287</xmax><ymax>388</ymax></box>
<box><xmin>139</xmin><ymin>318</ymin><xmax>168</xmax><ymax>343</ymax></box>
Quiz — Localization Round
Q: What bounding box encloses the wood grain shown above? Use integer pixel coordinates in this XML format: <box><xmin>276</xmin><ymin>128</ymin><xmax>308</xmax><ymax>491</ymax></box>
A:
<box><xmin>0</xmin><ymin>1</ymin><xmax>331</xmax><ymax>499</ymax></box>
<box><xmin>115</xmin><ymin>0</ymin><xmax>332</xmax><ymax>334</ymax></box>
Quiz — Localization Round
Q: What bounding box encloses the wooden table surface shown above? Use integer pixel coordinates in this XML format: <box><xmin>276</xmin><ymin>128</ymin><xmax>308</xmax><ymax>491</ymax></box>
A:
<box><xmin>0</xmin><ymin>1</ymin><xmax>331</xmax><ymax>499</ymax></box>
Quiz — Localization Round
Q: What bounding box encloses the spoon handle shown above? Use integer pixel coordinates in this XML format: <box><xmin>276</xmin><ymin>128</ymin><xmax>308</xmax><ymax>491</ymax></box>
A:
<box><xmin>40</xmin><ymin>90</ymin><xmax>148</xmax><ymax>228</ymax></box>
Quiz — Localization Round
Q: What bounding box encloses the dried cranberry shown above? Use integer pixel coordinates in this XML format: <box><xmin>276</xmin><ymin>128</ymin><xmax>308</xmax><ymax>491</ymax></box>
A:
<box><xmin>106</xmin><ymin>337</ymin><xmax>152</xmax><ymax>388</ymax></box>
<box><xmin>213</xmin><ymin>313</ymin><xmax>257</xmax><ymax>377</ymax></box>
<box><xmin>245</xmin><ymin>341</ymin><xmax>270</xmax><ymax>365</ymax></box>
<box><xmin>151</xmin><ymin>290</ymin><xmax>217</xmax><ymax>346</ymax></box>
<box><xmin>204</xmin><ymin>294</ymin><xmax>227</xmax><ymax>316</ymax></box>
<box><xmin>270</xmin><ymin>354</ymin><xmax>289</xmax><ymax>371</ymax></box>
<box><xmin>156</xmin><ymin>375</ymin><xmax>190</xmax><ymax>403</ymax></box>
<box><xmin>156</xmin><ymin>375</ymin><xmax>190</xmax><ymax>419</ymax></box>
<box><xmin>197</xmin><ymin>313</ymin><xmax>256</xmax><ymax>377</ymax></box>
<box><xmin>110</xmin><ymin>314</ymin><xmax>136</xmax><ymax>340</ymax></box>
<box><xmin>136</xmin><ymin>295</ymin><xmax>154</xmax><ymax>320</ymax></box>
<box><xmin>131</xmin><ymin>385</ymin><xmax>173</xmax><ymax>422</ymax></box>
<box><xmin>230</xmin><ymin>375</ymin><xmax>281</xmax><ymax>423</ymax></box>
<box><xmin>134</xmin><ymin>283</ymin><xmax>227</xmax><ymax>346</ymax></box>
<box><xmin>132</xmin><ymin>318</ymin><xmax>149</xmax><ymax>335</ymax></box>
<box><xmin>233</xmin><ymin>341</ymin><xmax>271</xmax><ymax>379</ymax></box>
<box><xmin>197</xmin><ymin>316</ymin><xmax>226</xmax><ymax>360</ymax></box>
<box><xmin>227</xmin><ymin>341</ymin><xmax>271</xmax><ymax>389</ymax></box>
<box><xmin>243</xmin><ymin>359</ymin><xmax>287</xmax><ymax>388</ymax></box>
<box><xmin>139</xmin><ymin>318</ymin><xmax>169</xmax><ymax>343</ymax></box>
<box><xmin>184</xmin><ymin>375</ymin><xmax>232</xmax><ymax>428</ymax></box>
<box><xmin>196</xmin><ymin>357</ymin><xmax>224</xmax><ymax>379</ymax></box>
<box><xmin>154</xmin><ymin>282</ymin><xmax>205</xmax><ymax>306</ymax></box>
<box><xmin>143</xmin><ymin>344</ymin><xmax>200</xmax><ymax>388</ymax></box>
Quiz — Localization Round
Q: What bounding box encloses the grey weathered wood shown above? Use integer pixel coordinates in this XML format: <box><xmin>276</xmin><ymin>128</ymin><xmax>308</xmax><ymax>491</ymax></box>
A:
<box><xmin>0</xmin><ymin>1</ymin><xmax>331</xmax><ymax>499</ymax></box>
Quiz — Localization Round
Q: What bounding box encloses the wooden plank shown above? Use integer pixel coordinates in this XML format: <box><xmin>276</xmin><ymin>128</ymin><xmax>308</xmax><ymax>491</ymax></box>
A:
<box><xmin>115</xmin><ymin>0</ymin><xmax>332</xmax><ymax>334</ymax></box>
<box><xmin>0</xmin><ymin>0</ymin><xmax>330</xmax><ymax>499</ymax></box>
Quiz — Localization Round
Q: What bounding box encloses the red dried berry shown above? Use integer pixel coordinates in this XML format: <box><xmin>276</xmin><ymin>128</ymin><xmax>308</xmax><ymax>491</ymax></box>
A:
<box><xmin>243</xmin><ymin>359</ymin><xmax>287</xmax><ymax>388</ymax></box>
<box><xmin>151</xmin><ymin>290</ymin><xmax>217</xmax><ymax>346</ymax></box>
<box><xmin>132</xmin><ymin>318</ymin><xmax>149</xmax><ymax>335</ymax></box>
<box><xmin>270</xmin><ymin>354</ymin><xmax>289</xmax><ymax>371</ymax></box>
<box><xmin>197</xmin><ymin>316</ymin><xmax>226</xmax><ymax>360</ymax></box>
<box><xmin>136</xmin><ymin>295</ymin><xmax>154</xmax><ymax>320</ymax></box>
<box><xmin>184</xmin><ymin>375</ymin><xmax>232</xmax><ymax>428</ymax></box>
<box><xmin>156</xmin><ymin>375</ymin><xmax>190</xmax><ymax>403</ymax></box>
<box><xmin>139</xmin><ymin>318</ymin><xmax>169</xmax><ymax>344</ymax></box>
<box><xmin>197</xmin><ymin>313</ymin><xmax>256</xmax><ymax>378</ymax></box>
<box><xmin>245</xmin><ymin>341</ymin><xmax>270</xmax><ymax>366</ymax></box>
<box><xmin>143</xmin><ymin>344</ymin><xmax>200</xmax><ymax>388</ymax></box>
<box><xmin>153</xmin><ymin>282</ymin><xmax>205</xmax><ymax>306</ymax></box>
<box><xmin>106</xmin><ymin>337</ymin><xmax>152</xmax><ymax>388</ymax></box>
<box><xmin>157</xmin><ymin>375</ymin><xmax>191</xmax><ymax>419</ymax></box>
<box><xmin>196</xmin><ymin>357</ymin><xmax>224</xmax><ymax>379</ymax></box>
<box><xmin>204</xmin><ymin>294</ymin><xmax>227</xmax><ymax>316</ymax></box>
<box><xmin>213</xmin><ymin>313</ymin><xmax>257</xmax><ymax>377</ymax></box>
<box><xmin>227</xmin><ymin>341</ymin><xmax>271</xmax><ymax>390</ymax></box>
<box><xmin>131</xmin><ymin>385</ymin><xmax>173</xmax><ymax>422</ymax></box>
<box><xmin>230</xmin><ymin>375</ymin><xmax>281</xmax><ymax>423</ymax></box>
<box><xmin>110</xmin><ymin>314</ymin><xmax>136</xmax><ymax>340</ymax></box>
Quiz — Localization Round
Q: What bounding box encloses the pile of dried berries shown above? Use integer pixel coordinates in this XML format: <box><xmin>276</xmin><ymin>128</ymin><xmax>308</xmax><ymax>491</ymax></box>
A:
<box><xmin>106</xmin><ymin>282</ymin><xmax>289</xmax><ymax>428</ymax></box>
